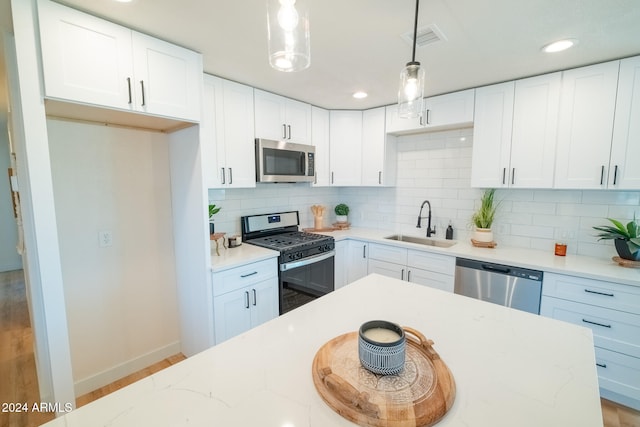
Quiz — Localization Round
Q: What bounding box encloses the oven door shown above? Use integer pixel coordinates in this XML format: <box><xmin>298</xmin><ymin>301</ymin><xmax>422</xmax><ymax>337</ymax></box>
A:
<box><xmin>279</xmin><ymin>251</ymin><xmax>335</xmax><ymax>314</ymax></box>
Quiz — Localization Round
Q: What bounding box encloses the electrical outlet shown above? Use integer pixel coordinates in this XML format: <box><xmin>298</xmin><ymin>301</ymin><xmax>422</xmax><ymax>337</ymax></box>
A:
<box><xmin>98</xmin><ymin>231</ymin><xmax>113</xmax><ymax>248</ymax></box>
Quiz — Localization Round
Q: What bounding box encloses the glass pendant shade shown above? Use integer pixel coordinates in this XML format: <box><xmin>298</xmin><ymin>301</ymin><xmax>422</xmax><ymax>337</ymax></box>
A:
<box><xmin>267</xmin><ymin>0</ymin><xmax>310</xmax><ymax>72</ymax></box>
<box><xmin>398</xmin><ymin>61</ymin><xmax>425</xmax><ymax>118</ymax></box>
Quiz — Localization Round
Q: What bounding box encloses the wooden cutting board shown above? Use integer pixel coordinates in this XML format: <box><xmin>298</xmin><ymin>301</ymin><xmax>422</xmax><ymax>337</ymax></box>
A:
<box><xmin>312</xmin><ymin>327</ymin><xmax>455</xmax><ymax>427</ymax></box>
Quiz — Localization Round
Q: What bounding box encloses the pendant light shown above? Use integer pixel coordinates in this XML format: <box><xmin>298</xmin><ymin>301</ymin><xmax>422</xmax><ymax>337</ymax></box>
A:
<box><xmin>267</xmin><ymin>0</ymin><xmax>310</xmax><ymax>72</ymax></box>
<box><xmin>398</xmin><ymin>0</ymin><xmax>425</xmax><ymax>118</ymax></box>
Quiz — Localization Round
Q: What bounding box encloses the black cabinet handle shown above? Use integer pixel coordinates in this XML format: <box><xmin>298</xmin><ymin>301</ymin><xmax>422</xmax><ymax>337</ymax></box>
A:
<box><xmin>140</xmin><ymin>80</ymin><xmax>146</xmax><ymax>106</ymax></box>
<box><xmin>229</xmin><ymin>167</ymin><xmax>233</xmax><ymax>185</ymax></box>
<box><xmin>331</xmin><ymin>172</ymin><xmax>334</xmax><ymax>184</ymax></box>
<box><xmin>240</xmin><ymin>271</ymin><xmax>258</xmax><ymax>278</ymax></box>
<box><xmin>502</xmin><ymin>168</ymin><xmax>506</xmax><ymax>185</ymax></box>
<box><xmin>511</xmin><ymin>168</ymin><xmax>515</xmax><ymax>185</ymax></box>
<box><xmin>596</xmin><ymin>362</ymin><xmax>607</xmax><ymax>369</ymax></box>
<box><xmin>126</xmin><ymin>77</ymin><xmax>132</xmax><ymax>104</ymax></box>
<box><xmin>584</xmin><ymin>289</ymin><xmax>614</xmax><ymax>297</ymax></box>
<box><xmin>287</xmin><ymin>125</ymin><xmax>291</xmax><ymax>140</ymax></box>
<box><xmin>362</xmin><ymin>245</ymin><xmax>366</xmax><ymax>258</ymax></box>
<box><xmin>600</xmin><ymin>165</ymin><xmax>605</xmax><ymax>185</ymax></box>
<box><xmin>282</xmin><ymin>124</ymin><xmax>287</xmax><ymax>139</ymax></box>
<box><xmin>244</xmin><ymin>291</ymin><xmax>250</xmax><ymax>309</ymax></box>
<box><xmin>582</xmin><ymin>319</ymin><xmax>611</xmax><ymax>328</ymax></box>
<box><xmin>378</xmin><ymin>171</ymin><xmax>382</xmax><ymax>184</ymax></box>
<box><xmin>252</xmin><ymin>288</ymin><xmax>257</xmax><ymax>306</ymax></box>
<box><xmin>613</xmin><ymin>165</ymin><xmax>618</xmax><ymax>185</ymax></box>
<box><xmin>401</xmin><ymin>269</ymin><xmax>405</xmax><ymax>280</ymax></box>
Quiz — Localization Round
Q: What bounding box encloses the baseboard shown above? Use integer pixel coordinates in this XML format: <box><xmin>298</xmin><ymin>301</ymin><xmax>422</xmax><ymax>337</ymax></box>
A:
<box><xmin>73</xmin><ymin>341</ymin><xmax>181</xmax><ymax>397</ymax></box>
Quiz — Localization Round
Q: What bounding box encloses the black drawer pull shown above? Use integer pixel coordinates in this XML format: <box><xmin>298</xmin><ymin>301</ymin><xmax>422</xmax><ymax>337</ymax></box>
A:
<box><xmin>596</xmin><ymin>363</ymin><xmax>607</xmax><ymax>369</ymax></box>
<box><xmin>582</xmin><ymin>319</ymin><xmax>611</xmax><ymax>328</ymax></box>
<box><xmin>584</xmin><ymin>289</ymin><xmax>614</xmax><ymax>297</ymax></box>
<box><xmin>241</xmin><ymin>271</ymin><xmax>258</xmax><ymax>278</ymax></box>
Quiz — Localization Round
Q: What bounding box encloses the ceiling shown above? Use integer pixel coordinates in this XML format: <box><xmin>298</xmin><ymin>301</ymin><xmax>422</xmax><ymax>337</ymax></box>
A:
<box><xmin>1</xmin><ymin>0</ymin><xmax>640</xmax><ymax>111</ymax></box>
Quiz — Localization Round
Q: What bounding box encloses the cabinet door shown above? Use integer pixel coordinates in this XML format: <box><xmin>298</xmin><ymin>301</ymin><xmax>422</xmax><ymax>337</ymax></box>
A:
<box><xmin>423</xmin><ymin>89</ymin><xmax>475</xmax><ymax>129</ymax></box>
<box><xmin>610</xmin><ymin>56</ymin><xmax>640</xmax><ymax>190</ymax></box>
<box><xmin>346</xmin><ymin>240</ymin><xmax>369</xmax><ymax>284</ymax></box>
<box><xmin>213</xmin><ymin>288</ymin><xmax>252</xmax><ymax>344</ymax></box>
<box><xmin>330</xmin><ymin>111</ymin><xmax>363</xmax><ymax>186</ymax></box>
<box><xmin>285</xmin><ymin>98</ymin><xmax>312</xmax><ymax>144</ymax></box>
<box><xmin>368</xmin><ymin>243</ymin><xmax>408</xmax><ymax>265</ymax></box>
<box><xmin>509</xmin><ymin>73</ymin><xmax>561</xmax><ymax>188</ymax></box>
<box><xmin>368</xmin><ymin>259</ymin><xmax>406</xmax><ymax>281</ymax></box>
<box><xmin>554</xmin><ymin>61</ymin><xmax>620</xmax><ymax>189</ymax></box>
<box><xmin>334</xmin><ymin>240</ymin><xmax>348</xmax><ymax>289</ymax></box>
<box><xmin>385</xmin><ymin>104</ymin><xmax>423</xmax><ymax>134</ymax></box>
<box><xmin>254</xmin><ymin>89</ymin><xmax>287</xmax><ymax>140</ymax></box>
<box><xmin>249</xmin><ymin>279</ymin><xmax>278</xmax><ymax>328</ymax></box>
<box><xmin>311</xmin><ymin>106</ymin><xmax>331</xmax><ymax>187</ymax></box>
<box><xmin>201</xmin><ymin>75</ymin><xmax>224</xmax><ymax>188</ymax></box>
<box><xmin>407</xmin><ymin>268</ymin><xmax>454</xmax><ymax>293</ymax></box>
<box><xmin>361</xmin><ymin>107</ymin><xmax>390</xmax><ymax>186</ymax></box>
<box><xmin>38</xmin><ymin>0</ymin><xmax>134</xmax><ymax>110</ymax></box>
<box><xmin>470</xmin><ymin>82</ymin><xmax>515</xmax><ymax>188</ymax></box>
<box><xmin>132</xmin><ymin>32</ymin><xmax>202</xmax><ymax>122</ymax></box>
<box><xmin>221</xmin><ymin>80</ymin><xmax>256</xmax><ymax>188</ymax></box>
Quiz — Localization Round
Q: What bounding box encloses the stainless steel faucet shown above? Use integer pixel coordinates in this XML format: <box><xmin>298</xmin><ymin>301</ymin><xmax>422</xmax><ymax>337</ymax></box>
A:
<box><xmin>417</xmin><ymin>200</ymin><xmax>436</xmax><ymax>237</ymax></box>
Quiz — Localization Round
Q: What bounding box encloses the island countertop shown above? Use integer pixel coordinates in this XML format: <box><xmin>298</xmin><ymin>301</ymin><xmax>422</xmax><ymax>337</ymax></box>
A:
<box><xmin>43</xmin><ymin>274</ymin><xmax>602</xmax><ymax>427</ymax></box>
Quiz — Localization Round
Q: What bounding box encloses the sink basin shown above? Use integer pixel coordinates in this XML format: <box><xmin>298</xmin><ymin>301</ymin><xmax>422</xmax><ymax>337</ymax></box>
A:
<box><xmin>384</xmin><ymin>234</ymin><xmax>457</xmax><ymax>248</ymax></box>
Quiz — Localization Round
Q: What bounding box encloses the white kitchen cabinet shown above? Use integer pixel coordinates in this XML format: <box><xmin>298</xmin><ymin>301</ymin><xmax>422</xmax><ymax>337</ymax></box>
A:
<box><xmin>311</xmin><ymin>106</ymin><xmax>330</xmax><ymax>187</ymax></box>
<box><xmin>346</xmin><ymin>240</ymin><xmax>369</xmax><ymax>284</ymax></box>
<box><xmin>554</xmin><ymin>61</ymin><xmax>620</xmax><ymax>189</ymax></box>
<box><xmin>541</xmin><ymin>272</ymin><xmax>640</xmax><ymax>409</ymax></box>
<box><xmin>202</xmin><ymin>75</ymin><xmax>256</xmax><ymax>189</ymax></box>
<box><xmin>367</xmin><ymin>243</ymin><xmax>455</xmax><ymax>292</ymax></box>
<box><xmin>470</xmin><ymin>81</ymin><xmax>514</xmax><ymax>188</ymax></box>
<box><xmin>362</xmin><ymin>107</ymin><xmax>397</xmax><ymax>186</ymax></box>
<box><xmin>334</xmin><ymin>240</ymin><xmax>348</xmax><ymax>289</ymax></box>
<box><xmin>212</xmin><ymin>258</ymin><xmax>278</xmax><ymax>344</ymax></box>
<box><xmin>610</xmin><ymin>56</ymin><xmax>640</xmax><ymax>189</ymax></box>
<box><xmin>385</xmin><ymin>89</ymin><xmax>474</xmax><ymax>135</ymax></box>
<box><xmin>329</xmin><ymin>111</ymin><xmax>363</xmax><ymax>186</ymax></box>
<box><xmin>38</xmin><ymin>0</ymin><xmax>202</xmax><ymax>122</ymax></box>
<box><xmin>254</xmin><ymin>89</ymin><xmax>311</xmax><ymax>144</ymax></box>
<box><xmin>471</xmin><ymin>73</ymin><xmax>560</xmax><ymax>189</ymax></box>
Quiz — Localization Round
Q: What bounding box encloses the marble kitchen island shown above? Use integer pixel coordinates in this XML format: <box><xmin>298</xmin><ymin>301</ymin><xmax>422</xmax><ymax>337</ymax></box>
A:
<box><xmin>43</xmin><ymin>274</ymin><xmax>602</xmax><ymax>426</ymax></box>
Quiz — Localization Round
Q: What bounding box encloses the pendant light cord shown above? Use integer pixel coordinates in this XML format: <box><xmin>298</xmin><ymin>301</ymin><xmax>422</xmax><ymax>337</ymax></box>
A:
<box><xmin>411</xmin><ymin>0</ymin><xmax>420</xmax><ymax>62</ymax></box>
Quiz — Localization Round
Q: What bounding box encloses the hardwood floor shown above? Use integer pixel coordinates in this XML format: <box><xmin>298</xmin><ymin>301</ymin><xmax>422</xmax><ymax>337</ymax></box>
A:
<box><xmin>1</xmin><ymin>269</ymin><xmax>639</xmax><ymax>426</ymax></box>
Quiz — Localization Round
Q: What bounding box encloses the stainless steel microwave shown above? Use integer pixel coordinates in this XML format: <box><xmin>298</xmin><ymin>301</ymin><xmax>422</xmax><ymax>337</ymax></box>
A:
<box><xmin>255</xmin><ymin>139</ymin><xmax>315</xmax><ymax>183</ymax></box>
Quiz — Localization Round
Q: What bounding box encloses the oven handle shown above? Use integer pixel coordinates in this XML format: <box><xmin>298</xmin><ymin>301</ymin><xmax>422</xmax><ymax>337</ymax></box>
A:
<box><xmin>280</xmin><ymin>250</ymin><xmax>335</xmax><ymax>272</ymax></box>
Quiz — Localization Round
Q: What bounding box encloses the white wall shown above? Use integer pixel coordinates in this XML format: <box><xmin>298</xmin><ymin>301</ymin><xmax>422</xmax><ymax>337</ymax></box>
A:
<box><xmin>0</xmin><ymin>123</ymin><xmax>22</xmax><ymax>271</ymax></box>
<box><xmin>209</xmin><ymin>128</ymin><xmax>640</xmax><ymax>260</ymax></box>
<box><xmin>47</xmin><ymin>119</ymin><xmax>180</xmax><ymax>395</ymax></box>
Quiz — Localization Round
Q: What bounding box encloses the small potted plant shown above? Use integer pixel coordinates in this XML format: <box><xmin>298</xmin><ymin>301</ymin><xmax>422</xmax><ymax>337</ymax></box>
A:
<box><xmin>471</xmin><ymin>189</ymin><xmax>498</xmax><ymax>243</ymax></box>
<box><xmin>335</xmin><ymin>203</ymin><xmax>349</xmax><ymax>224</ymax></box>
<box><xmin>593</xmin><ymin>215</ymin><xmax>640</xmax><ymax>261</ymax></box>
<box><xmin>208</xmin><ymin>204</ymin><xmax>221</xmax><ymax>234</ymax></box>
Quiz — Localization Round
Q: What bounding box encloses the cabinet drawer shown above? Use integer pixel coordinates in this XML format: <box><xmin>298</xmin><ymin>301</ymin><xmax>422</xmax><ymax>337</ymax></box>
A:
<box><xmin>213</xmin><ymin>258</ymin><xmax>277</xmax><ymax>296</ymax></box>
<box><xmin>540</xmin><ymin>296</ymin><xmax>640</xmax><ymax>358</ymax></box>
<box><xmin>408</xmin><ymin>268</ymin><xmax>455</xmax><ymax>293</ymax></box>
<box><xmin>543</xmin><ymin>272</ymin><xmax>640</xmax><ymax>314</ymax></box>
<box><xmin>595</xmin><ymin>347</ymin><xmax>640</xmax><ymax>402</ymax></box>
<box><xmin>368</xmin><ymin>243</ymin><xmax>408</xmax><ymax>264</ymax></box>
<box><xmin>408</xmin><ymin>250</ymin><xmax>455</xmax><ymax>276</ymax></box>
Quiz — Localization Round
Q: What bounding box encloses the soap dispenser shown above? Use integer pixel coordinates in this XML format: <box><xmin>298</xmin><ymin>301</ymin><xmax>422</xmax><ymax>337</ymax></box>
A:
<box><xmin>446</xmin><ymin>222</ymin><xmax>454</xmax><ymax>240</ymax></box>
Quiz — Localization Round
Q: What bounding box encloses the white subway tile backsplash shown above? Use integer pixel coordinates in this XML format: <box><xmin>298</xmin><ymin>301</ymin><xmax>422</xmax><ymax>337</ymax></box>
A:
<box><xmin>208</xmin><ymin>127</ymin><xmax>639</xmax><ymax>260</ymax></box>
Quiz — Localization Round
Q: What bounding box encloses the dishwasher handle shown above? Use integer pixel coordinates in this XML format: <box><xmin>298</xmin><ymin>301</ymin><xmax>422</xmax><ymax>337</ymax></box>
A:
<box><xmin>481</xmin><ymin>264</ymin><xmax>510</xmax><ymax>274</ymax></box>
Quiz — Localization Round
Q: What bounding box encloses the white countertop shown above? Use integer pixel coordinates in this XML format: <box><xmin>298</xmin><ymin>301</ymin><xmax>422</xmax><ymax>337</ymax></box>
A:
<box><xmin>42</xmin><ymin>274</ymin><xmax>602</xmax><ymax>427</ymax></box>
<box><xmin>328</xmin><ymin>228</ymin><xmax>640</xmax><ymax>287</ymax></box>
<box><xmin>210</xmin><ymin>241</ymin><xmax>279</xmax><ymax>273</ymax></box>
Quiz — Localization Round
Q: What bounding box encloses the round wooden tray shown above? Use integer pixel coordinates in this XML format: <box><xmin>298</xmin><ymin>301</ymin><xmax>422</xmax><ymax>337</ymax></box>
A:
<box><xmin>312</xmin><ymin>327</ymin><xmax>455</xmax><ymax>427</ymax></box>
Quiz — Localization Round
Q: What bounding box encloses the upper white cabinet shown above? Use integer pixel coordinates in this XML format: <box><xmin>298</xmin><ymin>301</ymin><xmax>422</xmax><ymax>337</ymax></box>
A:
<box><xmin>610</xmin><ymin>56</ymin><xmax>640</xmax><ymax>189</ymax></box>
<box><xmin>554</xmin><ymin>61</ymin><xmax>620</xmax><ymax>189</ymax></box>
<box><xmin>254</xmin><ymin>89</ymin><xmax>311</xmax><ymax>144</ymax></box>
<box><xmin>201</xmin><ymin>75</ymin><xmax>256</xmax><ymax>189</ymax></box>
<box><xmin>385</xmin><ymin>89</ymin><xmax>474</xmax><ymax>135</ymax></box>
<box><xmin>470</xmin><ymin>81</ymin><xmax>515</xmax><ymax>188</ymax></box>
<box><xmin>38</xmin><ymin>0</ymin><xmax>202</xmax><ymax>122</ymax></box>
<box><xmin>362</xmin><ymin>107</ymin><xmax>397</xmax><ymax>186</ymax></box>
<box><xmin>311</xmin><ymin>106</ymin><xmax>330</xmax><ymax>187</ymax></box>
<box><xmin>329</xmin><ymin>110</ymin><xmax>363</xmax><ymax>186</ymax></box>
<box><xmin>471</xmin><ymin>73</ymin><xmax>561</xmax><ymax>189</ymax></box>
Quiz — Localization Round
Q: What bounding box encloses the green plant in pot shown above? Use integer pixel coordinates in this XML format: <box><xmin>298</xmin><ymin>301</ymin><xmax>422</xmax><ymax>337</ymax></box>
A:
<box><xmin>593</xmin><ymin>215</ymin><xmax>640</xmax><ymax>261</ymax></box>
<box><xmin>471</xmin><ymin>189</ymin><xmax>498</xmax><ymax>243</ymax></box>
<box><xmin>335</xmin><ymin>203</ymin><xmax>349</xmax><ymax>223</ymax></box>
<box><xmin>208</xmin><ymin>204</ymin><xmax>221</xmax><ymax>234</ymax></box>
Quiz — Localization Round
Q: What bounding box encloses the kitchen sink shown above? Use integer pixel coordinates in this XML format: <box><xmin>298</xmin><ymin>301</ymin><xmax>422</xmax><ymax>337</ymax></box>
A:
<box><xmin>384</xmin><ymin>234</ymin><xmax>457</xmax><ymax>248</ymax></box>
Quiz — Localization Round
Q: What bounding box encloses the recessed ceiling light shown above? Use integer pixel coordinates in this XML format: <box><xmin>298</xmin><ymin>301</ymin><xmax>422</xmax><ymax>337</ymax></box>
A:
<box><xmin>353</xmin><ymin>91</ymin><xmax>368</xmax><ymax>99</ymax></box>
<box><xmin>541</xmin><ymin>39</ymin><xmax>577</xmax><ymax>53</ymax></box>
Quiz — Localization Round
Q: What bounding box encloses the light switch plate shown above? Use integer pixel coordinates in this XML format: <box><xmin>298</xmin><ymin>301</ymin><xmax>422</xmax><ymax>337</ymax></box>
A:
<box><xmin>98</xmin><ymin>231</ymin><xmax>113</xmax><ymax>247</ymax></box>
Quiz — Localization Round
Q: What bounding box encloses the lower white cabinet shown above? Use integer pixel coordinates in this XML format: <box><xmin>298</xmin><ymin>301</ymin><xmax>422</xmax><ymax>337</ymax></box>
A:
<box><xmin>334</xmin><ymin>240</ymin><xmax>348</xmax><ymax>289</ymax></box>
<box><xmin>540</xmin><ymin>272</ymin><xmax>640</xmax><ymax>409</ymax></box>
<box><xmin>212</xmin><ymin>258</ymin><xmax>278</xmax><ymax>344</ymax></box>
<box><xmin>346</xmin><ymin>240</ymin><xmax>369</xmax><ymax>284</ymax></box>
<box><xmin>367</xmin><ymin>243</ymin><xmax>455</xmax><ymax>292</ymax></box>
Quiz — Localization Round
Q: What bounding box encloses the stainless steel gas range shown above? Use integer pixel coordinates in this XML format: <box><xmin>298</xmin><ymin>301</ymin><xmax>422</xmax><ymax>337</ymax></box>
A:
<box><xmin>241</xmin><ymin>211</ymin><xmax>335</xmax><ymax>314</ymax></box>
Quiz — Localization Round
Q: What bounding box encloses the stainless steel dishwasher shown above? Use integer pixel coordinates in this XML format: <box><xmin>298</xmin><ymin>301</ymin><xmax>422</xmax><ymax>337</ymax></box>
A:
<box><xmin>454</xmin><ymin>258</ymin><xmax>543</xmax><ymax>314</ymax></box>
